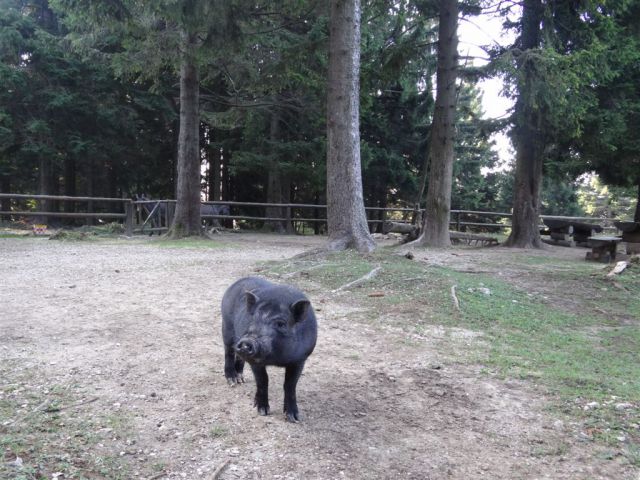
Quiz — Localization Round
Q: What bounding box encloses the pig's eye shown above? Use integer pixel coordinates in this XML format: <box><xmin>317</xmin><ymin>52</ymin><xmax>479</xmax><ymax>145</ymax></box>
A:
<box><xmin>275</xmin><ymin>320</ymin><xmax>287</xmax><ymax>329</ymax></box>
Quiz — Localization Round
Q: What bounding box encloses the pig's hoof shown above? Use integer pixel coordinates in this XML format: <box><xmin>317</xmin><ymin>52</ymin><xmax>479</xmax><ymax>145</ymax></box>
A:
<box><xmin>254</xmin><ymin>396</ymin><xmax>270</xmax><ymax>415</ymax></box>
<box><xmin>285</xmin><ymin>411</ymin><xmax>300</xmax><ymax>423</ymax></box>
<box><xmin>226</xmin><ymin>375</ymin><xmax>244</xmax><ymax>386</ymax></box>
<box><xmin>284</xmin><ymin>407</ymin><xmax>300</xmax><ymax>422</ymax></box>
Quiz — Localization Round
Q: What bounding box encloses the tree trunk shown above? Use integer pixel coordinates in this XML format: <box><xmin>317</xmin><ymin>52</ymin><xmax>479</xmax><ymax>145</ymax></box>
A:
<box><xmin>265</xmin><ymin>167</ymin><xmax>286</xmax><ymax>232</ymax></box>
<box><xmin>107</xmin><ymin>161</ymin><xmax>117</xmax><ymax>199</ymax></box>
<box><xmin>86</xmin><ymin>159</ymin><xmax>95</xmax><ymax>226</ymax></box>
<box><xmin>210</xmin><ymin>143</ymin><xmax>221</xmax><ymax>202</ymax></box>
<box><xmin>284</xmin><ymin>177</ymin><xmax>295</xmax><ymax>234</ymax></box>
<box><xmin>326</xmin><ymin>0</ymin><xmax>375</xmax><ymax>253</ymax></box>
<box><xmin>504</xmin><ymin>0</ymin><xmax>544</xmax><ymax>249</ymax></box>
<box><xmin>414</xmin><ymin>0</ymin><xmax>459</xmax><ymax>247</ymax></box>
<box><xmin>0</xmin><ymin>174</ymin><xmax>11</xmax><ymax>217</ymax></box>
<box><xmin>265</xmin><ymin>110</ymin><xmax>286</xmax><ymax>233</ymax></box>
<box><xmin>167</xmin><ymin>32</ymin><xmax>202</xmax><ymax>238</ymax></box>
<box><xmin>376</xmin><ymin>195</ymin><xmax>387</xmax><ymax>234</ymax></box>
<box><xmin>634</xmin><ymin>182</ymin><xmax>640</xmax><ymax>223</ymax></box>
<box><xmin>37</xmin><ymin>157</ymin><xmax>54</xmax><ymax>224</ymax></box>
<box><xmin>63</xmin><ymin>157</ymin><xmax>76</xmax><ymax>213</ymax></box>
<box><xmin>314</xmin><ymin>192</ymin><xmax>321</xmax><ymax>235</ymax></box>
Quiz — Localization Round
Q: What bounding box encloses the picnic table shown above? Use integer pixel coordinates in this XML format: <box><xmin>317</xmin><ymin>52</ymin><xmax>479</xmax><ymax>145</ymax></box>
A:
<box><xmin>586</xmin><ymin>236</ymin><xmax>622</xmax><ymax>262</ymax></box>
<box><xmin>615</xmin><ymin>221</ymin><xmax>640</xmax><ymax>254</ymax></box>
<box><xmin>542</xmin><ymin>218</ymin><xmax>603</xmax><ymax>246</ymax></box>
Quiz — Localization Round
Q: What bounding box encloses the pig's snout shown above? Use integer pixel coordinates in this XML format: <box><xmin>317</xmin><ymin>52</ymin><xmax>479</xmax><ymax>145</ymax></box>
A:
<box><xmin>235</xmin><ymin>338</ymin><xmax>258</xmax><ymax>357</ymax></box>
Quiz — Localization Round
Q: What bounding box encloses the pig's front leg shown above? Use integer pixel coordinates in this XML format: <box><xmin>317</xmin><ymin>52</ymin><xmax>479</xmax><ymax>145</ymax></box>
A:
<box><xmin>283</xmin><ymin>362</ymin><xmax>305</xmax><ymax>422</ymax></box>
<box><xmin>251</xmin><ymin>364</ymin><xmax>270</xmax><ymax>415</ymax></box>
<box><xmin>224</xmin><ymin>343</ymin><xmax>243</xmax><ymax>385</ymax></box>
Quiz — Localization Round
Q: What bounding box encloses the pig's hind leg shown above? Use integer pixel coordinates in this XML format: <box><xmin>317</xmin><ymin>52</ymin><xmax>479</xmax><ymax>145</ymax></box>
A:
<box><xmin>283</xmin><ymin>362</ymin><xmax>305</xmax><ymax>422</ymax></box>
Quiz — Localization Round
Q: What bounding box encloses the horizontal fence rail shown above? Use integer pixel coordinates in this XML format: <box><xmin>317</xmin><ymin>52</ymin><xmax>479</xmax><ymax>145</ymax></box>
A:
<box><xmin>0</xmin><ymin>193</ymin><xmax>131</xmax><ymax>202</ymax></box>
<box><xmin>0</xmin><ymin>193</ymin><xmax>626</xmax><ymax>237</ymax></box>
<box><xmin>0</xmin><ymin>193</ymin><xmax>134</xmax><ymax>235</ymax></box>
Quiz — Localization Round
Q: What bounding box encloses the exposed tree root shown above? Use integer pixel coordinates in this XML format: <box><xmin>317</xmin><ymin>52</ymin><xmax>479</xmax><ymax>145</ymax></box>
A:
<box><xmin>450</xmin><ymin>285</ymin><xmax>461</xmax><ymax>311</ymax></box>
<box><xmin>332</xmin><ymin>266</ymin><xmax>382</xmax><ymax>293</ymax></box>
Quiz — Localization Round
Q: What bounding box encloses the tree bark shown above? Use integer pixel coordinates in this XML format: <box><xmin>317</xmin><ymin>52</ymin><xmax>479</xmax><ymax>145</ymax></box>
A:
<box><xmin>376</xmin><ymin>195</ymin><xmax>387</xmax><ymax>234</ymax></box>
<box><xmin>209</xmin><ymin>137</ymin><xmax>221</xmax><ymax>202</ymax></box>
<box><xmin>414</xmin><ymin>0</ymin><xmax>459</xmax><ymax>247</ymax></box>
<box><xmin>265</xmin><ymin>110</ymin><xmax>287</xmax><ymax>233</ymax></box>
<box><xmin>504</xmin><ymin>0</ymin><xmax>544</xmax><ymax>248</ymax></box>
<box><xmin>37</xmin><ymin>157</ymin><xmax>54</xmax><ymax>224</ymax></box>
<box><xmin>634</xmin><ymin>182</ymin><xmax>640</xmax><ymax>223</ymax></box>
<box><xmin>167</xmin><ymin>31</ymin><xmax>202</xmax><ymax>238</ymax></box>
<box><xmin>0</xmin><ymin>174</ymin><xmax>11</xmax><ymax>215</ymax></box>
<box><xmin>63</xmin><ymin>157</ymin><xmax>76</xmax><ymax>213</ymax></box>
<box><xmin>326</xmin><ymin>0</ymin><xmax>375</xmax><ymax>253</ymax></box>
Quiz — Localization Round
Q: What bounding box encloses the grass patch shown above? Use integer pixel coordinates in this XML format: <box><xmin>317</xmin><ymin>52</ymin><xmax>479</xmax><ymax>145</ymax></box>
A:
<box><xmin>454</xmin><ymin>277</ymin><xmax>639</xmax><ymax>398</ymax></box>
<box><xmin>151</xmin><ymin>238</ymin><xmax>226</xmax><ymax>249</ymax></box>
<box><xmin>48</xmin><ymin>230</ymin><xmax>94</xmax><ymax>241</ymax></box>
<box><xmin>0</xmin><ymin>233</ymin><xmax>28</xmax><ymax>238</ymax></box>
<box><xmin>47</xmin><ymin>223</ymin><xmax>128</xmax><ymax>241</ymax></box>
<box><xmin>0</xmin><ymin>362</ymin><xmax>133</xmax><ymax>479</ymax></box>
<box><xmin>79</xmin><ymin>222</ymin><xmax>126</xmax><ymax>235</ymax></box>
<box><xmin>209</xmin><ymin>425</ymin><xmax>227</xmax><ymax>438</ymax></box>
<box><xmin>263</xmin><ymin>249</ymin><xmax>640</xmax><ymax>461</ymax></box>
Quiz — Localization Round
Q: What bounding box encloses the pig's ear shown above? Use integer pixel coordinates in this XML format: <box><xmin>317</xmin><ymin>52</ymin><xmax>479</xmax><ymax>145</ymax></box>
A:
<box><xmin>291</xmin><ymin>299</ymin><xmax>310</xmax><ymax>323</ymax></box>
<box><xmin>245</xmin><ymin>291</ymin><xmax>259</xmax><ymax>313</ymax></box>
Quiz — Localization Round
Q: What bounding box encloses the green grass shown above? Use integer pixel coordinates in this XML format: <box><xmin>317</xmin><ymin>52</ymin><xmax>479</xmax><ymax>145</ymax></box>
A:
<box><xmin>48</xmin><ymin>230</ymin><xmax>94</xmax><ymax>241</ymax></box>
<box><xmin>0</xmin><ymin>233</ymin><xmax>28</xmax><ymax>238</ymax></box>
<box><xmin>263</xmin><ymin>249</ymin><xmax>640</xmax><ymax>462</ymax></box>
<box><xmin>452</xmin><ymin>274</ymin><xmax>639</xmax><ymax>398</ymax></box>
<box><xmin>0</xmin><ymin>362</ymin><xmax>133</xmax><ymax>479</ymax></box>
<box><xmin>209</xmin><ymin>425</ymin><xmax>227</xmax><ymax>438</ymax></box>
<box><xmin>151</xmin><ymin>238</ymin><xmax>226</xmax><ymax>249</ymax></box>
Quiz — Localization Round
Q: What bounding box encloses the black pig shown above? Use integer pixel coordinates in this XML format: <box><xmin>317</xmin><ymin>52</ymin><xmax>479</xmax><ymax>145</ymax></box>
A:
<box><xmin>221</xmin><ymin>277</ymin><xmax>317</xmax><ymax>422</ymax></box>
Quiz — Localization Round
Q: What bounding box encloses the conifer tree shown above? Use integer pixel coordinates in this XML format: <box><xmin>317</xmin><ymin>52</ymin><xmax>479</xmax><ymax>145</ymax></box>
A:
<box><xmin>326</xmin><ymin>0</ymin><xmax>375</xmax><ymax>252</ymax></box>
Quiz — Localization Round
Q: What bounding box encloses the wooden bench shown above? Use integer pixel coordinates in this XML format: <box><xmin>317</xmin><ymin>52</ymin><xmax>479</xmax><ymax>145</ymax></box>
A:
<box><xmin>543</xmin><ymin>219</ymin><xmax>603</xmax><ymax>247</ymax></box>
<box><xmin>615</xmin><ymin>221</ymin><xmax>640</xmax><ymax>254</ymax></box>
<box><xmin>586</xmin><ymin>236</ymin><xmax>622</xmax><ymax>262</ymax></box>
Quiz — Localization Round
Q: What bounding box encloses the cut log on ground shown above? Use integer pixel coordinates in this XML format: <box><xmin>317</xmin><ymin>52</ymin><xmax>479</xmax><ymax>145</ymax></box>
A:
<box><xmin>607</xmin><ymin>261</ymin><xmax>629</xmax><ymax>277</ymax></box>
<box><xmin>382</xmin><ymin>220</ymin><xmax>420</xmax><ymax>238</ymax></box>
<box><xmin>384</xmin><ymin>222</ymin><xmax>499</xmax><ymax>247</ymax></box>
<box><xmin>450</xmin><ymin>231</ymin><xmax>499</xmax><ymax>247</ymax></box>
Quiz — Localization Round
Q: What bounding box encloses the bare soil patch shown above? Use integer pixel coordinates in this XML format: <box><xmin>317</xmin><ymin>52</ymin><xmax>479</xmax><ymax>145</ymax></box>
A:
<box><xmin>0</xmin><ymin>234</ymin><xmax>636</xmax><ymax>479</ymax></box>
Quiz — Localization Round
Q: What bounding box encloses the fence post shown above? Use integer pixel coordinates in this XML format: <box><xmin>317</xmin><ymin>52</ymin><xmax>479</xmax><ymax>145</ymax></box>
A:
<box><xmin>456</xmin><ymin>212</ymin><xmax>461</xmax><ymax>231</ymax></box>
<box><xmin>124</xmin><ymin>201</ymin><xmax>133</xmax><ymax>236</ymax></box>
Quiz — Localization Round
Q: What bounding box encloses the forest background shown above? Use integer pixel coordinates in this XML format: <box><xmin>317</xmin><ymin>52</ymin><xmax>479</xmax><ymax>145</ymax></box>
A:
<box><xmin>1</xmin><ymin>0</ymin><xmax>639</xmax><ymax>232</ymax></box>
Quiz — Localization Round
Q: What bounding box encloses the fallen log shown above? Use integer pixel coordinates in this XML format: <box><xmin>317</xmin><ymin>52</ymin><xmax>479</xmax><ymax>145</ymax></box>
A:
<box><xmin>382</xmin><ymin>221</ymin><xmax>419</xmax><ymax>235</ymax></box>
<box><xmin>382</xmin><ymin>222</ymin><xmax>499</xmax><ymax>246</ymax></box>
<box><xmin>606</xmin><ymin>261</ymin><xmax>628</xmax><ymax>277</ymax></box>
<box><xmin>449</xmin><ymin>231</ymin><xmax>499</xmax><ymax>246</ymax></box>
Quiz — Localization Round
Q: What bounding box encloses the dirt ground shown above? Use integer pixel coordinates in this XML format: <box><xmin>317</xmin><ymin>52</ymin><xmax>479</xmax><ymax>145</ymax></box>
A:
<box><xmin>0</xmin><ymin>233</ymin><xmax>637</xmax><ymax>479</ymax></box>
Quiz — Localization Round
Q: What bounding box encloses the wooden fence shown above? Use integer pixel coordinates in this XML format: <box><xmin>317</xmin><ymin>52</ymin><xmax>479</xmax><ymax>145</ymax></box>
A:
<box><xmin>0</xmin><ymin>193</ymin><xmax>622</xmax><ymax>236</ymax></box>
<box><xmin>0</xmin><ymin>193</ymin><xmax>134</xmax><ymax>235</ymax></box>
